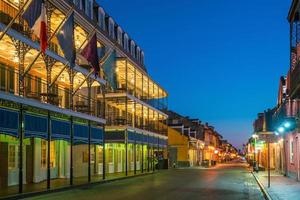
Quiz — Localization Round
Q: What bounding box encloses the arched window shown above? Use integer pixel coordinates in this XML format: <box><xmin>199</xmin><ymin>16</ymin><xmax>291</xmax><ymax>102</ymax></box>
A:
<box><xmin>98</xmin><ymin>7</ymin><xmax>106</xmax><ymax>31</ymax></box>
<box><xmin>136</xmin><ymin>46</ymin><xmax>141</xmax><ymax>61</ymax></box>
<box><xmin>130</xmin><ymin>40</ymin><xmax>135</xmax><ymax>58</ymax></box>
<box><xmin>108</xmin><ymin>17</ymin><xmax>115</xmax><ymax>39</ymax></box>
<box><xmin>85</xmin><ymin>0</ymin><xmax>93</xmax><ymax>19</ymax></box>
<box><xmin>141</xmin><ymin>51</ymin><xmax>145</xmax><ymax>65</ymax></box>
<box><xmin>117</xmin><ymin>27</ymin><xmax>123</xmax><ymax>46</ymax></box>
<box><xmin>123</xmin><ymin>33</ymin><xmax>129</xmax><ymax>51</ymax></box>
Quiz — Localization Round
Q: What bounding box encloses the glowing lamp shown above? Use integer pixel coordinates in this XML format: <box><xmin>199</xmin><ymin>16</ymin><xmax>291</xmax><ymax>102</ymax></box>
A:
<box><xmin>278</xmin><ymin>127</ymin><xmax>285</xmax><ymax>133</ymax></box>
<box><xmin>284</xmin><ymin>122</ymin><xmax>291</xmax><ymax>128</ymax></box>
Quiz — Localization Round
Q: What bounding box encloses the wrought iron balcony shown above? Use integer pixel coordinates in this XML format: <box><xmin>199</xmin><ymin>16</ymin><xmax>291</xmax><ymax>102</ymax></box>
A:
<box><xmin>0</xmin><ymin>64</ymin><xmax>104</xmax><ymax>119</ymax></box>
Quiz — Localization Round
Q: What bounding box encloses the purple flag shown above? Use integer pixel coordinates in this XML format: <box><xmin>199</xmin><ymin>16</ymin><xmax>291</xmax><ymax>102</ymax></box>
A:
<box><xmin>81</xmin><ymin>33</ymin><xmax>100</xmax><ymax>76</ymax></box>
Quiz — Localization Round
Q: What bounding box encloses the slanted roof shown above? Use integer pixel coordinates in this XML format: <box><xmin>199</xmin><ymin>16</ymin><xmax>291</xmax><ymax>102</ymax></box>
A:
<box><xmin>288</xmin><ymin>0</ymin><xmax>299</xmax><ymax>22</ymax></box>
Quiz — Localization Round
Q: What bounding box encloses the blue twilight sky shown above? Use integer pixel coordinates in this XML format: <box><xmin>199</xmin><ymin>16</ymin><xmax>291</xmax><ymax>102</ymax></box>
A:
<box><xmin>98</xmin><ymin>0</ymin><xmax>291</xmax><ymax>148</ymax></box>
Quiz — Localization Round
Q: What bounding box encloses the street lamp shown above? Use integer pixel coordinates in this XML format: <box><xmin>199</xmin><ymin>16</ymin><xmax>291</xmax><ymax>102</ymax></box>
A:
<box><xmin>252</xmin><ymin>134</ymin><xmax>258</xmax><ymax>172</ymax></box>
<box><xmin>278</xmin><ymin>127</ymin><xmax>285</xmax><ymax>133</ymax></box>
<box><xmin>284</xmin><ymin>122</ymin><xmax>291</xmax><ymax>128</ymax></box>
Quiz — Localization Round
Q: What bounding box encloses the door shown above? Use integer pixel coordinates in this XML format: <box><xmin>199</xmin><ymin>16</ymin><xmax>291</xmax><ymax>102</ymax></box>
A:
<box><xmin>169</xmin><ymin>147</ymin><xmax>177</xmax><ymax>168</ymax></box>
<box><xmin>26</xmin><ymin>142</ymin><xmax>34</xmax><ymax>184</ymax></box>
<box><xmin>0</xmin><ymin>142</ymin><xmax>8</xmax><ymax>188</ymax></box>
<box><xmin>117</xmin><ymin>149</ymin><xmax>123</xmax><ymax>172</ymax></box>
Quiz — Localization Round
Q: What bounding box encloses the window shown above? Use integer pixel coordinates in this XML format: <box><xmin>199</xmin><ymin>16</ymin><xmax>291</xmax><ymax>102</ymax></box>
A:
<box><xmin>50</xmin><ymin>141</ymin><xmax>56</xmax><ymax>168</ymax></box>
<box><xmin>85</xmin><ymin>0</ymin><xmax>93</xmax><ymax>19</ymax></box>
<box><xmin>98</xmin><ymin>146</ymin><xmax>103</xmax><ymax>163</ymax></box>
<box><xmin>290</xmin><ymin>140</ymin><xmax>294</xmax><ymax>163</ymax></box>
<box><xmin>0</xmin><ymin>66</ymin><xmax>6</xmax><ymax>90</ymax></box>
<box><xmin>41</xmin><ymin>141</ymin><xmax>47</xmax><ymax>168</ymax></box>
<box><xmin>8</xmin><ymin>68</ymin><xmax>14</xmax><ymax>93</ymax></box>
<box><xmin>117</xmin><ymin>27</ymin><xmax>123</xmax><ymax>46</ymax></box>
<box><xmin>108</xmin><ymin>18</ymin><xmax>115</xmax><ymax>39</ymax></box>
<box><xmin>136</xmin><ymin>46</ymin><xmax>141</xmax><ymax>61</ymax></box>
<box><xmin>98</xmin><ymin>7</ymin><xmax>106</xmax><ymax>31</ymax></box>
<box><xmin>41</xmin><ymin>141</ymin><xmax>56</xmax><ymax>168</ymax></box>
<box><xmin>8</xmin><ymin>145</ymin><xmax>16</xmax><ymax>169</ymax></box>
<box><xmin>123</xmin><ymin>34</ymin><xmax>129</xmax><ymax>51</ymax></box>
<box><xmin>108</xmin><ymin>148</ymin><xmax>113</xmax><ymax>163</ymax></box>
<box><xmin>141</xmin><ymin>51</ymin><xmax>145</xmax><ymax>65</ymax></box>
<box><xmin>130</xmin><ymin>41</ymin><xmax>135</xmax><ymax>57</ymax></box>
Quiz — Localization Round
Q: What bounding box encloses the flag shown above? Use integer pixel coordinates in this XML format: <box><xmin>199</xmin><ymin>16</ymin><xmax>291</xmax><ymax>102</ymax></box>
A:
<box><xmin>23</xmin><ymin>0</ymin><xmax>48</xmax><ymax>54</ymax></box>
<box><xmin>102</xmin><ymin>50</ymin><xmax>117</xmax><ymax>90</ymax></box>
<box><xmin>56</xmin><ymin>13</ymin><xmax>75</xmax><ymax>68</ymax></box>
<box><xmin>81</xmin><ymin>33</ymin><xmax>100</xmax><ymax>76</ymax></box>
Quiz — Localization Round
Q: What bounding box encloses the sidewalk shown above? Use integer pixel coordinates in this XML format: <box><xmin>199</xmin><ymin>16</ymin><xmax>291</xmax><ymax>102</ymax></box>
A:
<box><xmin>253</xmin><ymin>170</ymin><xmax>300</xmax><ymax>200</ymax></box>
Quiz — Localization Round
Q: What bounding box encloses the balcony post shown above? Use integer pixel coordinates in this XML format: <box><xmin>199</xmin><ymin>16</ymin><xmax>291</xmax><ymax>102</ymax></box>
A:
<box><xmin>101</xmin><ymin>85</ymin><xmax>106</xmax><ymax>180</ymax></box>
<box><xmin>69</xmin><ymin>69</ymin><xmax>75</xmax><ymax>185</ymax></box>
<box><xmin>87</xmin><ymin>78</ymin><xmax>92</xmax><ymax>183</ymax></box>
<box><xmin>16</xmin><ymin>1</ymin><xmax>26</xmax><ymax>191</ymax></box>
<box><xmin>45</xmin><ymin>2</ymin><xmax>56</xmax><ymax>189</ymax></box>
<box><xmin>147</xmin><ymin>135</ymin><xmax>150</xmax><ymax>172</ymax></box>
<box><xmin>134</xmin><ymin>136</ymin><xmax>137</xmax><ymax>175</ymax></box>
<box><xmin>141</xmin><ymin>75</ymin><xmax>144</xmax><ymax>130</ymax></box>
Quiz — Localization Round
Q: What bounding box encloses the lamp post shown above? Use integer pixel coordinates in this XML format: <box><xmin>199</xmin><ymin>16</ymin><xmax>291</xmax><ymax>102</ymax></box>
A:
<box><xmin>252</xmin><ymin>134</ymin><xmax>259</xmax><ymax>172</ymax></box>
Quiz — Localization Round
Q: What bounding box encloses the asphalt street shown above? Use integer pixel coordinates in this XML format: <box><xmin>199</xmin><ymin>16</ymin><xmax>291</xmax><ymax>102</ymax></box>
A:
<box><xmin>26</xmin><ymin>162</ymin><xmax>264</xmax><ymax>200</ymax></box>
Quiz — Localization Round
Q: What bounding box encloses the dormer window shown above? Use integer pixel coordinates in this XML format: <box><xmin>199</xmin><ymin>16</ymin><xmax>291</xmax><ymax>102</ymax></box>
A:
<box><xmin>117</xmin><ymin>27</ymin><xmax>123</xmax><ymax>46</ymax></box>
<box><xmin>108</xmin><ymin>17</ymin><xmax>115</xmax><ymax>39</ymax></box>
<box><xmin>136</xmin><ymin>46</ymin><xmax>141</xmax><ymax>61</ymax></box>
<box><xmin>141</xmin><ymin>51</ymin><xmax>145</xmax><ymax>65</ymax></box>
<box><xmin>85</xmin><ymin>0</ymin><xmax>93</xmax><ymax>19</ymax></box>
<box><xmin>130</xmin><ymin>40</ymin><xmax>135</xmax><ymax>58</ymax></box>
<box><xmin>123</xmin><ymin>33</ymin><xmax>129</xmax><ymax>51</ymax></box>
<box><xmin>98</xmin><ymin>7</ymin><xmax>106</xmax><ymax>31</ymax></box>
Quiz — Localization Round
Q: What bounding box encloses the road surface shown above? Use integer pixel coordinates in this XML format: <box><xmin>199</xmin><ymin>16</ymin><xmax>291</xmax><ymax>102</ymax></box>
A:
<box><xmin>26</xmin><ymin>162</ymin><xmax>264</xmax><ymax>200</ymax></box>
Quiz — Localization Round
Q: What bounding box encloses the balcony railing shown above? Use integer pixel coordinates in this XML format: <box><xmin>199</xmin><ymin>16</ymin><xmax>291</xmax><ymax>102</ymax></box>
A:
<box><xmin>290</xmin><ymin>60</ymin><xmax>300</xmax><ymax>97</ymax></box>
<box><xmin>273</xmin><ymin>99</ymin><xmax>300</xmax><ymax>127</ymax></box>
<box><xmin>0</xmin><ymin>64</ymin><xmax>104</xmax><ymax>119</ymax></box>
<box><xmin>105</xmin><ymin>105</ymin><xmax>167</xmax><ymax>136</ymax></box>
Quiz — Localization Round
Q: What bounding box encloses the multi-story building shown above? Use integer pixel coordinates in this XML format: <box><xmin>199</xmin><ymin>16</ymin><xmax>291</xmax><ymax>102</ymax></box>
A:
<box><xmin>202</xmin><ymin>123</ymin><xmax>223</xmax><ymax>166</ymax></box>
<box><xmin>0</xmin><ymin>0</ymin><xmax>168</xmax><ymax>198</ymax></box>
<box><xmin>166</xmin><ymin>110</ymin><xmax>206</xmax><ymax>167</ymax></box>
<box><xmin>268</xmin><ymin>0</ymin><xmax>300</xmax><ymax>180</ymax></box>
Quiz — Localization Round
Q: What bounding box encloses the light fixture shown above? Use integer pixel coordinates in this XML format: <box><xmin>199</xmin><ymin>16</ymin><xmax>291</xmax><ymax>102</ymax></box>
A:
<box><xmin>274</xmin><ymin>131</ymin><xmax>279</xmax><ymax>136</ymax></box>
<box><xmin>12</xmin><ymin>56</ymin><xmax>19</xmax><ymax>63</ymax></box>
<box><xmin>284</xmin><ymin>122</ymin><xmax>291</xmax><ymax>128</ymax></box>
<box><xmin>278</xmin><ymin>127</ymin><xmax>285</xmax><ymax>133</ymax></box>
<box><xmin>252</xmin><ymin>134</ymin><xmax>258</xmax><ymax>139</ymax></box>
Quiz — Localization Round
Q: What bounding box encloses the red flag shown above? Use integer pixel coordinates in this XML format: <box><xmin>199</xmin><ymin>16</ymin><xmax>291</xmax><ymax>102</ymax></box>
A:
<box><xmin>23</xmin><ymin>0</ymin><xmax>48</xmax><ymax>54</ymax></box>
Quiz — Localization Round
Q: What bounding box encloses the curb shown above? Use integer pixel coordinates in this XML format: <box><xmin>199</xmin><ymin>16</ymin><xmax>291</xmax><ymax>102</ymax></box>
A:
<box><xmin>251</xmin><ymin>172</ymin><xmax>273</xmax><ymax>200</ymax></box>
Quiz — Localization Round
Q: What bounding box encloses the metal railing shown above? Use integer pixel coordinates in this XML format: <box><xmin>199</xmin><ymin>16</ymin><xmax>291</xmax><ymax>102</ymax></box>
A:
<box><xmin>0</xmin><ymin>64</ymin><xmax>104</xmax><ymax>118</ymax></box>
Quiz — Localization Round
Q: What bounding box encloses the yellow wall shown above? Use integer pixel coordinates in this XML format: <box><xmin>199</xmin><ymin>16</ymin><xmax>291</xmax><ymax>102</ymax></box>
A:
<box><xmin>168</xmin><ymin>127</ymin><xmax>189</xmax><ymax>162</ymax></box>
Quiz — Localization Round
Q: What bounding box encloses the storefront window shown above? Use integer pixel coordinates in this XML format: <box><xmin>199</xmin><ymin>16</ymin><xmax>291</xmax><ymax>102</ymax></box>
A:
<box><xmin>0</xmin><ymin>134</ymin><xmax>19</xmax><ymax>198</ymax></box>
<box><xmin>105</xmin><ymin>143</ymin><xmax>126</xmax><ymax>179</ymax></box>
<box><xmin>8</xmin><ymin>145</ymin><xmax>17</xmax><ymax>169</ymax></box>
<box><xmin>91</xmin><ymin>145</ymin><xmax>103</xmax><ymax>182</ymax></box>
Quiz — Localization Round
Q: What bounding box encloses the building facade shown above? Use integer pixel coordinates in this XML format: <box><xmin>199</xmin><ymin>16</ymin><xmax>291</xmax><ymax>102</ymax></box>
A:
<box><xmin>0</xmin><ymin>0</ymin><xmax>168</xmax><ymax>198</ymax></box>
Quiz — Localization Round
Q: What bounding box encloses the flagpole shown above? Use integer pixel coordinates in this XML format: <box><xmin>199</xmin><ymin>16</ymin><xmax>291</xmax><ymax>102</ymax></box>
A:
<box><xmin>0</xmin><ymin>0</ymin><xmax>32</xmax><ymax>41</ymax></box>
<box><xmin>50</xmin><ymin>28</ymin><xmax>96</xmax><ymax>88</ymax></box>
<box><xmin>77</xmin><ymin>28</ymin><xmax>97</xmax><ymax>53</ymax></box>
<box><xmin>23</xmin><ymin>7</ymin><xmax>74</xmax><ymax>77</ymax></box>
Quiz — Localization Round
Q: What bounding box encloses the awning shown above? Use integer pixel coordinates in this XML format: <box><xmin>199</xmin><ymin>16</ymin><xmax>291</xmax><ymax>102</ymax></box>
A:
<box><xmin>0</xmin><ymin>108</ymin><xmax>19</xmax><ymax>137</ymax></box>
